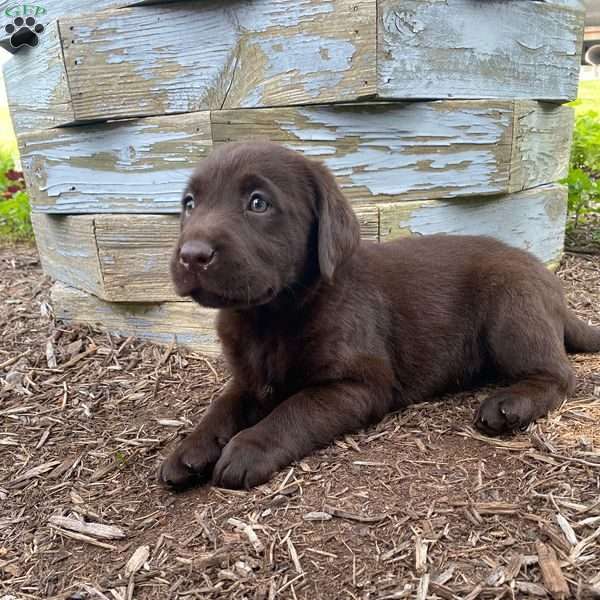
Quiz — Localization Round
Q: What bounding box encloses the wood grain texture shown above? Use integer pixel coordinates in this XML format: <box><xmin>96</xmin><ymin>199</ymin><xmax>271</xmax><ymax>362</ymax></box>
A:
<box><xmin>31</xmin><ymin>213</ymin><xmax>103</xmax><ymax>296</ymax></box>
<box><xmin>214</xmin><ymin>101</ymin><xmax>516</xmax><ymax>204</ymax></box>
<box><xmin>378</xmin><ymin>0</ymin><xmax>584</xmax><ymax>102</ymax></box>
<box><xmin>2</xmin><ymin>21</ymin><xmax>75</xmax><ymax>135</ymax></box>
<box><xmin>59</xmin><ymin>0</ymin><xmax>376</xmax><ymax>122</ymax></box>
<box><xmin>3</xmin><ymin>0</ymin><xmax>583</xmax><ymax>132</ymax></box>
<box><xmin>51</xmin><ymin>282</ymin><xmax>220</xmax><ymax>356</ymax></box>
<box><xmin>94</xmin><ymin>215</ymin><xmax>180</xmax><ymax>302</ymax></box>
<box><xmin>509</xmin><ymin>102</ymin><xmax>574</xmax><ymax>192</ymax></box>
<box><xmin>35</xmin><ymin>189</ymin><xmax>564</xmax><ymax>303</ymax></box>
<box><xmin>550</xmin><ymin>0</ymin><xmax>584</xmax><ymax>8</ymax></box>
<box><xmin>379</xmin><ymin>184</ymin><xmax>567</xmax><ymax>265</ymax></box>
<box><xmin>535</xmin><ymin>542</ymin><xmax>570</xmax><ymax>600</ymax></box>
<box><xmin>34</xmin><ymin>206</ymin><xmax>379</xmax><ymax>302</ymax></box>
<box><xmin>21</xmin><ymin>101</ymin><xmax>571</xmax><ymax>214</ymax></box>
<box><xmin>19</xmin><ymin>112</ymin><xmax>212</xmax><ymax>213</ymax></box>
<box><xmin>0</xmin><ymin>0</ymin><xmax>185</xmax><ymax>21</ymax></box>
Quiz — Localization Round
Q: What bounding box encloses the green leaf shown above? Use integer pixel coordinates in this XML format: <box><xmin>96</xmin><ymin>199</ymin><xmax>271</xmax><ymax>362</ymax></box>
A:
<box><xmin>0</xmin><ymin>190</ymin><xmax>33</xmax><ymax>242</ymax></box>
<box><xmin>564</xmin><ymin>109</ymin><xmax>600</xmax><ymax>229</ymax></box>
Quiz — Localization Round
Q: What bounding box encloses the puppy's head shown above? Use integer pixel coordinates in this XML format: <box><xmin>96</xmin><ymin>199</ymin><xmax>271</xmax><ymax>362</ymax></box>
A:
<box><xmin>170</xmin><ymin>141</ymin><xmax>360</xmax><ymax>309</ymax></box>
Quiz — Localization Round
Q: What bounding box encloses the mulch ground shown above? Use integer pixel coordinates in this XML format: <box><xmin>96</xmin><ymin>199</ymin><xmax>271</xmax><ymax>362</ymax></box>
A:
<box><xmin>0</xmin><ymin>240</ymin><xmax>599</xmax><ymax>600</ymax></box>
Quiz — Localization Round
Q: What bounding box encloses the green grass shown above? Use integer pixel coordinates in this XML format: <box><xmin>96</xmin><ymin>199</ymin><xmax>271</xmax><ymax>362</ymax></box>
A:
<box><xmin>562</xmin><ymin>80</ymin><xmax>600</xmax><ymax>236</ymax></box>
<box><xmin>0</xmin><ymin>102</ymin><xmax>34</xmax><ymax>244</ymax></box>
<box><xmin>0</xmin><ymin>109</ymin><xmax>33</xmax><ymax>243</ymax></box>
<box><xmin>572</xmin><ymin>80</ymin><xmax>600</xmax><ymax>115</ymax></box>
<box><xmin>0</xmin><ymin>190</ymin><xmax>33</xmax><ymax>242</ymax></box>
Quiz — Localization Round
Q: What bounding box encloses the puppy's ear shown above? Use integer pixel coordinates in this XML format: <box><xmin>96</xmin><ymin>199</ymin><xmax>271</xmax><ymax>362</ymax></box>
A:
<box><xmin>309</xmin><ymin>160</ymin><xmax>360</xmax><ymax>283</ymax></box>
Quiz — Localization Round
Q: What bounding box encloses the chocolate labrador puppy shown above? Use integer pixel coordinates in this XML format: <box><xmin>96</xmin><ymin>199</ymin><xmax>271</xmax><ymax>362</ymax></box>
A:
<box><xmin>160</xmin><ymin>141</ymin><xmax>600</xmax><ymax>490</ymax></box>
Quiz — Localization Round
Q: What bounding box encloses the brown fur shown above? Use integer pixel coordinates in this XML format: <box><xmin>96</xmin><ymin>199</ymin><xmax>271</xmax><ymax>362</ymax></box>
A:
<box><xmin>159</xmin><ymin>141</ymin><xmax>600</xmax><ymax>490</ymax></box>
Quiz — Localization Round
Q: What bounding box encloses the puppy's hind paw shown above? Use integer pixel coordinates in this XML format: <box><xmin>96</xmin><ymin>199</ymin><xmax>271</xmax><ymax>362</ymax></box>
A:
<box><xmin>475</xmin><ymin>393</ymin><xmax>534</xmax><ymax>436</ymax></box>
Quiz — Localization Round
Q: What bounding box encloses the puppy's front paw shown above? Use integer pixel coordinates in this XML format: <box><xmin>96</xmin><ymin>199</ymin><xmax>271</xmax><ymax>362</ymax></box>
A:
<box><xmin>475</xmin><ymin>393</ymin><xmax>534</xmax><ymax>435</ymax></box>
<box><xmin>159</xmin><ymin>431</ymin><xmax>224</xmax><ymax>490</ymax></box>
<box><xmin>213</xmin><ymin>430</ymin><xmax>281</xmax><ymax>489</ymax></box>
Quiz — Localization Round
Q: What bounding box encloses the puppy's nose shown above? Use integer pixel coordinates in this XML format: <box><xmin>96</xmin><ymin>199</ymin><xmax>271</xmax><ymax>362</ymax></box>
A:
<box><xmin>179</xmin><ymin>240</ymin><xmax>216</xmax><ymax>268</ymax></box>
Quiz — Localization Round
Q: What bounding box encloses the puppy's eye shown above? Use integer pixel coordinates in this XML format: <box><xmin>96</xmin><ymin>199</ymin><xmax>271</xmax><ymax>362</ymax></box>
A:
<box><xmin>183</xmin><ymin>195</ymin><xmax>195</xmax><ymax>216</ymax></box>
<box><xmin>248</xmin><ymin>191</ymin><xmax>269</xmax><ymax>213</ymax></box>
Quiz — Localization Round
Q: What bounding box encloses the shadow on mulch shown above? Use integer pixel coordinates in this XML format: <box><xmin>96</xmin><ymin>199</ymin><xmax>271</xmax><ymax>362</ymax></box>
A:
<box><xmin>0</xmin><ymin>234</ymin><xmax>598</xmax><ymax>600</ymax></box>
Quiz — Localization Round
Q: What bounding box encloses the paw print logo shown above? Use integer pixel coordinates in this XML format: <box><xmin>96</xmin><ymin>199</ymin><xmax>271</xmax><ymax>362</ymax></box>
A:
<box><xmin>5</xmin><ymin>16</ymin><xmax>44</xmax><ymax>49</ymax></box>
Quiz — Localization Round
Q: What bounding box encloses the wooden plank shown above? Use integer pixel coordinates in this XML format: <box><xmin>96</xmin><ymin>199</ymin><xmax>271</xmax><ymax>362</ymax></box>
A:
<box><xmin>19</xmin><ymin>112</ymin><xmax>212</xmax><ymax>213</ymax></box>
<box><xmin>509</xmin><ymin>102</ymin><xmax>574</xmax><ymax>192</ymax></box>
<box><xmin>31</xmin><ymin>213</ymin><xmax>103</xmax><ymax>296</ymax></box>
<box><xmin>21</xmin><ymin>101</ymin><xmax>572</xmax><ymax>215</ymax></box>
<box><xmin>23</xmin><ymin>100</ymin><xmax>517</xmax><ymax>213</ymax></box>
<box><xmin>377</xmin><ymin>0</ymin><xmax>584</xmax><ymax>102</ymax></box>
<box><xmin>51</xmin><ymin>282</ymin><xmax>220</xmax><ymax>356</ymax></box>
<box><xmin>2</xmin><ymin>21</ymin><xmax>75</xmax><ymax>135</ymax></box>
<box><xmin>35</xmin><ymin>189</ymin><xmax>564</xmax><ymax>303</ymax></box>
<box><xmin>33</xmin><ymin>205</ymin><xmax>379</xmax><ymax>302</ymax></box>
<box><xmin>214</xmin><ymin>101</ymin><xmax>571</xmax><ymax>204</ymax></box>
<box><xmin>213</xmin><ymin>101</ymin><xmax>514</xmax><ymax>204</ymax></box>
<box><xmin>19</xmin><ymin>101</ymin><xmax>500</xmax><ymax>212</ymax></box>
<box><xmin>0</xmin><ymin>0</ymin><xmax>187</xmax><ymax>21</ymax></box>
<box><xmin>3</xmin><ymin>0</ymin><xmax>583</xmax><ymax>133</ymax></box>
<box><xmin>58</xmin><ymin>0</ymin><xmax>376</xmax><ymax>123</ymax></box>
<box><xmin>94</xmin><ymin>215</ymin><xmax>180</xmax><ymax>302</ymax></box>
<box><xmin>379</xmin><ymin>184</ymin><xmax>567</xmax><ymax>266</ymax></box>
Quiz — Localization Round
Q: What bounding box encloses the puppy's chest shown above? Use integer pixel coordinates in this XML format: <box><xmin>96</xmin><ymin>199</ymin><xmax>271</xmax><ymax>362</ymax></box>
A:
<box><xmin>240</xmin><ymin>331</ymin><xmax>310</xmax><ymax>403</ymax></box>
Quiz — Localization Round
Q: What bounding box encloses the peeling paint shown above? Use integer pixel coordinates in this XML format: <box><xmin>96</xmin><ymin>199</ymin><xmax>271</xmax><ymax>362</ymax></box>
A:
<box><xmin>382</xmin><ymin>185</ymin><xmax>567</xmax><ymax>263</ymax></box>
<box><xmin>21</xmin><ymin>113</ymin><xmax>212</xmax><ymax>213</ymax></box>
<box><xmin>60</xmin><ymin>0</ymin><xmax>374</xmax><ymax>122</ymax></box>
<box><xmin>24</xmin><ymin>102</ymin><xmax>572</xmax><ymax>213</ymax></box>
<box><xmin>378</xmin><ymin>0</ymin><xmax>583</xmax><ymax>101</ymax></box>
<box><xmin>255</xmin><ymin>34</ymin><xmax>355</xmax><ymax>98</ymax></box>
<box><xmin>277</xmin><ymin>103</ymin><xmax>511</xmax><ymax>197</ymax></box>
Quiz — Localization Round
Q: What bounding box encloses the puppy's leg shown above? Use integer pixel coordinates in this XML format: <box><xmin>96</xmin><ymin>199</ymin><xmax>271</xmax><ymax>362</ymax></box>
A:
<box><xmin>476</xmin><ymin>307</ymin><xmax>575</xmax><ymax>435</ymax></box>
<box><xmin>213</xmin><ymin>381</ymin><xmax>393</xmax><ymax>489</ymax></box>
<box><xmin>160</xmin><ymin>382</ymin><xmax>254</xmax><ymax>489</ymax></box>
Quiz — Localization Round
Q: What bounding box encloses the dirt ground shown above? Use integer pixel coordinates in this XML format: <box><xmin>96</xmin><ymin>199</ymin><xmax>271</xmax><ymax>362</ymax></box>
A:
<box><xmin>0</xmin><ymin>240</ymin><xmax>599</xmax><ymax>600</ymax></box>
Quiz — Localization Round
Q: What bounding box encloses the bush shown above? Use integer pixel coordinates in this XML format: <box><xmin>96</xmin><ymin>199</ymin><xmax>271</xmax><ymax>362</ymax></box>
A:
<box><xmin>562</xmin><ymin>109</ymin><xmax>600</xmax><ymax>237</ymax></box>
<box><xmin>0</xmin><ymin>148</ymin><xmax>33</xmax><ymax>243</ymax></box>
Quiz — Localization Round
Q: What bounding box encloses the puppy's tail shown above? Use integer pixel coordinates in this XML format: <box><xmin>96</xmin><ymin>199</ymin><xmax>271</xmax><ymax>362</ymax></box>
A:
<box><xmin>564</xmin><ymin>311</ymin><xmax>600</xmax><ymax>353</ymax></box>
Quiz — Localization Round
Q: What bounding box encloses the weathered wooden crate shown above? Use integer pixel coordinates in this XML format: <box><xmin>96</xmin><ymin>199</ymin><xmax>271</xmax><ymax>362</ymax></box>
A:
<box><xmin>1</xmin><ymin>0</ymin><xmax>584</xmax><ymax>354</ymax></box>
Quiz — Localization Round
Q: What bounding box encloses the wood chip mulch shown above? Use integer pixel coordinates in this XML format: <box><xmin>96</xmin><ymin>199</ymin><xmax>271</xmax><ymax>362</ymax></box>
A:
<box><xmin>0</xmin><ymin>242</ymin><xmax>598</xmax><ymax>600</ymax></box>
